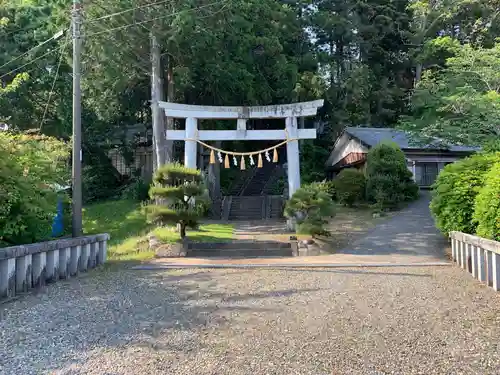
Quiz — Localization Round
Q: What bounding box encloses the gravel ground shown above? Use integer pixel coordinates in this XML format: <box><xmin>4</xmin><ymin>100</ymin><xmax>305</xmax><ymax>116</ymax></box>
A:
<box><xmin>1</xmin><ymin>266</ymin><xmax>500</xmax><ymax>375</ymax></box>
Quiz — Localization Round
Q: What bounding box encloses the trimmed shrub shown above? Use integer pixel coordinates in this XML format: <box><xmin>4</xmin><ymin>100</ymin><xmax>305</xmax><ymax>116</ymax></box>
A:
<box><xmin>284</xmin><ymin>183</ymin><xmax>335</xmax><ymax>236</ymax></box>
<box><xmin>146</xmin><ymin>163</ymin><xmax>209</xmax><ymax>238</ymax></box>
<box><xmin>430</xmin><ymin>152</ymin><xmax>499</xmax><ymax>235</ymax></box>
<box><xmin>473</xmin><ymin>162</ymin><xmax>500</xmax><ymax>241</ymax></box>
<box><xmin>366</xmin><ymin>142</ymin><xmax>419</xmax><ymax>209</ymax></box>
<box><xmin>333</xmin><ymin>169</ymin><xmax>366</xmax><ymax>206</ymax></box>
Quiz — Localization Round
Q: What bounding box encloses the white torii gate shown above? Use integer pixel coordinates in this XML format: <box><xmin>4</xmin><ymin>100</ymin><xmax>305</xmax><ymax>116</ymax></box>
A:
<box><xmin>159</xmin><ymin>100</ymin><xmax>324</xmax><ymax>198</ymax></box>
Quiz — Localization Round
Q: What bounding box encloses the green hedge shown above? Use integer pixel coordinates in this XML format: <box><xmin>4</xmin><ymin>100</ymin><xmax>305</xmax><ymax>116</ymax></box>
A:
<box><xmin>333</xmin><ymin>169</ymin><xmax>366</xmax><ymax>206</ymax></box>
<box><xmin>430</xmin><ymin>152</ymin><xmax>499</xmax><ymax>236</ymax></box>
<box><xmin>473</xmin><ymin>162</ymin><xmax>500</xmax><ymax>241</ymax></box>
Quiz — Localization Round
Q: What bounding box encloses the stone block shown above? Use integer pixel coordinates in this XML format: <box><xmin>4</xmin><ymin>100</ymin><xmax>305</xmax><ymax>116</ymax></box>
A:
<box><xmin>46</xmin><ymin>249</ymin><xmax>59</xmax><ymax>283</ymax></box>
<box><xmin>70</xmin><ymin>246</ymin><xmax>81</xmax><ymax>276</ymax></box>
<box><xmin>32</xmin><ymin>252</ymin><xmax>47</xmax><ymax>288</ymax></box>
<box><xmin>59</xmin><ymin>247</ymin><xmax>71</xmax><ymax>279</ymax></box>
<box><xmin>16</xmin><ymin>254</ymin><xmax>32</xmax><ymax>293</ymax></box>
<box><xmin>0</xmin><ymin>258</ymin><xmax>16</xmax><ymax>298</ymax></box>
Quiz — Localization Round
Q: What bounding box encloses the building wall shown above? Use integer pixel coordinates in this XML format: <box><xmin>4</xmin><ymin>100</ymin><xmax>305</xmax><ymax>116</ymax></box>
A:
<box><xmin>326</xmin><ymin>134</ymin><xmax>368</xmax><ymax>167</ymax></box>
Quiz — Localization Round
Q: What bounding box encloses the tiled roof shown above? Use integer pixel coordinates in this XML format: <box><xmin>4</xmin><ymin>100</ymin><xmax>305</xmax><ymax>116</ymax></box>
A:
<box><xmin>345</xmin><ymin>127</ymin><xmax>478</xmax><ymax>152</ymax></box>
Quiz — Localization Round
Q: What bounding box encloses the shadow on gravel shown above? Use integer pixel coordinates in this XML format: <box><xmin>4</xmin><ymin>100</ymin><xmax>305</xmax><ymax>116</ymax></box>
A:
<box><xmin>0</xmin><ymin>268</ymin><xmax>322</xmax><ymax>373</ymax></box>
<box><xmin>274</xmin><ymin>268</ymin><xmax>432</xmax><ymax>277</ymax></box>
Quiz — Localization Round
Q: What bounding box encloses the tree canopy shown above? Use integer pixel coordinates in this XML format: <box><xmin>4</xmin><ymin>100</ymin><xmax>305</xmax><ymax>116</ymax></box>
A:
<box><xmin>1</xmin><ymin>0</ymin><xmax>499</xmax><ymax>183</ymax></box>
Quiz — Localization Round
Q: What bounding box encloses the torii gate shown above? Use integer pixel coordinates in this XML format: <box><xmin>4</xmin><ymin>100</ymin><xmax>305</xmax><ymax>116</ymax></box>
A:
<box><xmin>159</xmin><ymin>100</ymin><xmax>324</xmax><ymax>198</ymax></box>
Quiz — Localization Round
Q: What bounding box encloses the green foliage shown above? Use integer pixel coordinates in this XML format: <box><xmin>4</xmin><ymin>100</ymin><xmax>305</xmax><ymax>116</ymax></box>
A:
<box><xmin>333</xmin><ymin>169</ymin><xmax>366</xmax><ymax>206</ymax></box>
<box><xmin>0</xmin><ymin>132</ymin><xmax>70</xmax><ymax>246</ymax></box>
<box><xmin>402</xmin><ymin>42</ymin><xmax>500</xmax><ymax>146</ymax></box>
<box><xmin>430</xmin><ymin>152</ymin><xmax>500</xmax><ymax>235</ymax></box>
<box><xmin>120</xmin><ymin>177</ymin><xmax>150</xmax><ymax>202</ymax></box>
<box><xmin>473</xmin><ymin>162</ymin><xmax>500</xmax><ymax>241</ymax></box>
<box><xmin>146</xmin><ymin>163</ymin><xmax>209</xmax><ymax>238</ymax></box>
<box><xmin>284</xmin><ymin>183</ymin><xmax>335</xmax><ymax>236</ymax></box>
<box><xmin>366</xmin><ymin>142</ymin><xmax>419</xmax><ymax>209</ymax></box>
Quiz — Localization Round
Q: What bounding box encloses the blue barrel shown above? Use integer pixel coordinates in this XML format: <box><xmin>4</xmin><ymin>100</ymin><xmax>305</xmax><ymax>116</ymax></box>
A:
<box><xmin>51</xmin><ymin>197</ymin><xmax>64</xmax><ymax>237</ymax></box>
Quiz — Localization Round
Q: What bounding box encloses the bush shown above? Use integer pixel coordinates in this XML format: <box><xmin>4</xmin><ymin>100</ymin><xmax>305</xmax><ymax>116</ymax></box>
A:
<box><xmin>146</xmin><ymin>163</ymin><xmax>209</xmax><ymax>239</ymax></box>
<box><xmin>0</xmin><ymin>133</ymin><xmax>70</xmax><ymax>246</ymax></box>
<box><xmin>430</xmin><ymin>152</ymin><xmax>499</xmax><ymax>235</ymax></box>
<box><xmin>333</xmin><ymin>169</ymin><xmax>366</xmax><ymax>206</ymax></box>
<box><xmin>366</xmin><ymin>142</ymin><xmax>419</xmax><ymax>209</ymax></box>
<box><xmin>473</xmin><ymin>162</ymin><xmax>500</xmax><ymax>241</ymax></box>
<box><xmin>284</xmin><ymin>183</ymin><xmax>335</xmax><ymax>236</ymax></box>
<box><xmin>120</xmin><ymin>177</ymin><xmax>150</xmax><ymax>202</ymax></box>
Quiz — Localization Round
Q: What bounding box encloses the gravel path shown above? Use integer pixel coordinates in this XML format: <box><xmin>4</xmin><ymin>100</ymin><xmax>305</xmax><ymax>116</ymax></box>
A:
<box><xmin>2</xmin><ymin>266</ymin><xmax>500</xmax><ymax>374</ymax></box>
<box><xmin>340</xmin><ymin>192</ymin><xmax>448</xmax><ymax>260</ymax></box>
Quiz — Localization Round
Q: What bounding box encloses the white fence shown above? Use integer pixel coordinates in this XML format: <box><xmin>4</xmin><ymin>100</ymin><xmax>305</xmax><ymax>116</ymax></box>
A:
<box><xmin>450</xmin><ymin>231</ymin><xmax>500</xmax><ymax>291</ymax></box>
<box><xmin>0</xmin><ymin>234</ymin><xmax>109</xmax><ymax>300</ymax></box>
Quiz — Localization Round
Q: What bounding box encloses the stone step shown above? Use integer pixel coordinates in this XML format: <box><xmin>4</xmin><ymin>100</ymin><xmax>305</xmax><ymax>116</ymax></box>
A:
<box><xmin>187</xmin><ymin>248</ymin><xmax>293</xmax><ymax>258</ymax></box>
<box><xmin>187</xmin><ymin>241</ymin><xmax>292</xmax><ymax>250</ymax></box>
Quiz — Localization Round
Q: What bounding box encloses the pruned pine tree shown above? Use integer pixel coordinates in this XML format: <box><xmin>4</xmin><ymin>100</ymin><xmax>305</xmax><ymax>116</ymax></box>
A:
<box><xmin>147</xmin><ymin>163</ymin><xmax>209</xmax><ymax>239</ymax></box>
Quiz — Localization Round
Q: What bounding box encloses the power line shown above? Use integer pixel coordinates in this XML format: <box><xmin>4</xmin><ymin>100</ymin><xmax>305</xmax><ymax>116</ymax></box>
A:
<box><xmin>0</xmin><ymin>29</ymin><xmax>66</xmax><ymax>71</ymax></box>
<box><xmin>85</xmin><ymin>1</ymin><xmax>227</xmax><ymax>37</ymax></box>
<box><xmin>39</xmin><ymin>33</ymin><xmax>71</xmax><ymax>132</ymax></box>
<box><xmin>86</xmin><ymin>0</ymin><xmax>173</xmax><ymax>23</ymax></box>
<box><xmin>0</xmin><ymin>48</ymin><xmax>59</xmax><ymax>80</ymax></box>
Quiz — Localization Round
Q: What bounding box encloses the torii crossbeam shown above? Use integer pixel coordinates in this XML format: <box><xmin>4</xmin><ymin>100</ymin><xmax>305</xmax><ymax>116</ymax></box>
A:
<box><xmin>159</xmin><ymin>100</ymin><xmax>324</xmax><ymax>198</ymax></box>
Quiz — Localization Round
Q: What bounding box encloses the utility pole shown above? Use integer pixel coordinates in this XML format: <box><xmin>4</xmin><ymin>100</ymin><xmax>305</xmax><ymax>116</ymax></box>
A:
<box><xmin>150</xmin><ymin>33</ymin><xmax>166</xmax><ymax>171</ymax></box>
<box><xmin>72</xmin><ymin>0</ymin><xmax>83</xmax><ymax>237</ymax></box>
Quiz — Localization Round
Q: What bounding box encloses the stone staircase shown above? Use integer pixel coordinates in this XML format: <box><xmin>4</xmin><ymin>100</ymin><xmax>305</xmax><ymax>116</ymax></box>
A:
<box><xmin>241</xmin><ymin>162</ymin><xmax>276</xmax><ymax>196</ymax></box>
<box><xmin>228</xmin><ymin>196</ymin><xmax>265</xmax><ymax>220</ymax></box>
<box><xmin>186</xmin><ymin>241</ymin><xmax>293</xmax><ymax>258</ymax></box>
<box><xmin>223</xmin><ymin>195</ymin><xmax>285</xmax><ymax>220</ymax></box>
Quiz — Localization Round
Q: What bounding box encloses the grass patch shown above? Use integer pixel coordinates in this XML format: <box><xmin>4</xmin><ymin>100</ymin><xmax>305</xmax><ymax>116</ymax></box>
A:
<box><xmin>153</xmin><ymin>223</ymin><xmax>234</xmax><ymax>243</ymax></box>
<box><xmin>83</xmin><ymin>200</ymin><xmax>234</xmax><ymax>262</ymax></box>
<box><xmin>83</xmin><ymin>200</ymin><xmax>154</xmax><ymax>262</ymax></box>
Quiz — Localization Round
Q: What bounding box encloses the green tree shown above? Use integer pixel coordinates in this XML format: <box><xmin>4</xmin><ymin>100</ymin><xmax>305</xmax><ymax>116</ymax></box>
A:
<box><xmin>401</xmin><ymin>42</ymin><xmax>500</xmax><ymax>146</ymax></box>
<box><xmin>366</xmin><ymin>142</ymin><xmax>419</xmax><ymax>209</ymax></box>
<box><xmin>147</xmin><ymin>163</ymin><xmax>209</xmax><ymax>239</ymax></box>
<box><xmin>0</xmin><ymin>132</ymin><xmax>70</xmax><ymax>246</ymax></box>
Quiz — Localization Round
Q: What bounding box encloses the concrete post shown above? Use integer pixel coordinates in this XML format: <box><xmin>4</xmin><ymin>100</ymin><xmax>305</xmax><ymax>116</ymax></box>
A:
<box><xmin>486</xmin><ymin>251</ymin><xmax>493</xmax><ymax>287</ymax></box>
<box><xmin>16</xmin><ymin>254</ymin><xmax>32</xmax><ymax>293</ymax></box>
<box><xmin>185</xmin><ymin>117</ymin><xmax>198</xmax><ymax>169</ymax></box>
<box><xmin>0</xmin><ymin>258</ymin><xmax>16</xmax><ymax>298</ymax></box>
<box><xmin>59</xmin><ymin>247</ymin><xmax>71</xmax><ymax>279</ymax></box>
<box><xmin>477</xmin><ymin>247</ymin><xmax>486</xmax><ymax>282</ymax></box>
<box><xmin>451</xmin><ymin>239</ymin><xmax>456</xmax><ymax>263</ymax></box>
<box><xmin>46</xmin><ymin>249</ymin><xmax>60</xmax><ymax>283</ymax></box>
<box><xmin>70</xmin><ymin>245</ymin><xmax>81</xmax><ymax>276</ymax></box>
<box><xmin>32</xmin><ymin>252</ymin><xmax>47</xmax><ymax>287</ymax></box>
<box><xmin>492</xmin><ymin>252</ymin><xmax>500</xmax><ymax>291</ymax></box>
<box><xmin>89</xmin><ymin>242</ymin><xmax>98</xmax><ymax>268</ymax></box>
<box><xmin>470</xmin><ymin>245</ymin><xmax>477</xmax><ymax>278</ymax></box>
<box><xmin>465</xmin><ymin>243</ymin><xmax>470</xmax><ymax>272</ymax></box>
<box><xmin>80</xmin><ymin>244</ymin><xmax>90</xmax><ymax>272</ymax></box>
<box><xmin>285</xmin><ymin>117</ymin><xmax>300</xmax><ymax>199</ymax></box>
<box><xmin>97</xmin><ymin>241</ymin><xmax>107</xmax><ymax>265</ymax></box>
